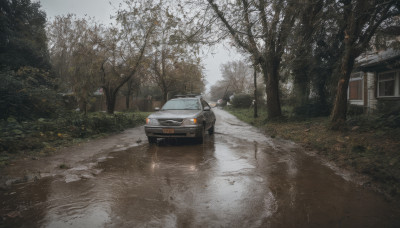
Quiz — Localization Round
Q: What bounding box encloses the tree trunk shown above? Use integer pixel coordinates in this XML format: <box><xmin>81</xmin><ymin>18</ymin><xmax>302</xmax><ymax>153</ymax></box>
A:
<box><xmin>331</xmin><ymin>45</ymin><xmax>356</xmax><ymax>128</ymax></box>
<box><xmin>126</xmin><ymin>95</ymin><xmax>130</xmax><ymax>110</ymax></box>
<box><xmin>83</xmin><ymin>100</ymin><xmax>87</xmax><ymax>116</ymax></box>
<box><xmin>261</xmin><ymin>60</ymin><xmax>282</xmax><ymax>119</ymax></box>
<box><xmin>104</xmin><ymin>87</ymin><xmax>117</xmax><ymax>114</ymax></box>
<box><xmin>163</xmin><ymin>89</ymin><xmax>168</xmax><ymax>103</ymax></box>
<box><xmin>126</xmin><ymin>82</ymin><xmax>132</xmax><ymax>110</ymax></box>
<box><xmin>253</xmin><ymin>65</ymin><xmax>258</xmax><ymax>118</ymax></box>
<box><xmin>293</xmin><ymin>68</ymin><xmax>309</xmax><ymax>107</ymax></box>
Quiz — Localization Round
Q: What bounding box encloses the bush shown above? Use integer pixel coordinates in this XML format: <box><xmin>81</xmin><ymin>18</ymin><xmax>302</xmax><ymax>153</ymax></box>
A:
<box><xmin>347</xmin><ymin>104</ymin><xmax>364</xmax><ymax>116</ymax></box>
<box><xmin>0</xmin><ymin>111</ymin><xmax>148</xmax><ymax>154</ymax></box>
<box><xmin>232</xmin><ymin>93</ymin><xmax>253</xmax><ymax>108</ymax></box>
<box><xmin>0</xmin><ymin>67</ymin><xmax>62</xmax><ymax>121</ymax></box>
<box><xmin>293</xmin><ymin>100</ymin><xmax>331</xmax><ymax>117</ymax></box>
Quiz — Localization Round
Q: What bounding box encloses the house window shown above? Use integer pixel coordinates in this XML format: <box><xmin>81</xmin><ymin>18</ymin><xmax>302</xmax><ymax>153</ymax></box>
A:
<box><xmin>378</xmin><ymin>71</ymin><xmax>396</xmax><ymax>97</ymax></box>
<box><xmin>349</xmin><ymin>72</ymin><xmax>363</xmax><ymax>100</ymax></box>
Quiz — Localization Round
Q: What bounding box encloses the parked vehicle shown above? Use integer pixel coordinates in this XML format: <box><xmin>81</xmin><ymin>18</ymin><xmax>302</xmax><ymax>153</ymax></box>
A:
<box><xmin>144</xmin><ymin>95</ymin><xmax>216</xmax><ymax>144</ymax></box>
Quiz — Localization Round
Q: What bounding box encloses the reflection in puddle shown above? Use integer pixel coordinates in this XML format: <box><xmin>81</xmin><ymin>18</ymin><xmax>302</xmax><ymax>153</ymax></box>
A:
<box><xmin>214</xmin><ymin>143</ymin><xmax>255</xmax><ymax>173</ymax></box>
<box><xmin>44</xmin><ymin>203</ymin><xmax>111</xmax><ymax>228</ymax></box>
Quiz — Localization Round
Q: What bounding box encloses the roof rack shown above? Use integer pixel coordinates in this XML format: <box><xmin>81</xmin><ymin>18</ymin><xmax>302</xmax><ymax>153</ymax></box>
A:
<box><xmin>174</xmin><ymin>94</ymin><xmax>201</xmax><ymax>98</ymax></box>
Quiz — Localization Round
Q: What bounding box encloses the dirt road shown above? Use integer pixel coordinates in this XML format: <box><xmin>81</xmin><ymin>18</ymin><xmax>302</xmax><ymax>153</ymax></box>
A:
<box><xmin>1</xmin><ymin>109</ymin><xmax>399</xmax><ymax>227</ymax></box>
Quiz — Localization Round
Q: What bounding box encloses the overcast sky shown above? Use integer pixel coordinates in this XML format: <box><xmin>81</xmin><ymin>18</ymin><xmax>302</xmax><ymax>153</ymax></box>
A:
<box><xmin>37</xmin><ymin>0</ymin><xmax>242</xmax><ymax>93</ymax></box>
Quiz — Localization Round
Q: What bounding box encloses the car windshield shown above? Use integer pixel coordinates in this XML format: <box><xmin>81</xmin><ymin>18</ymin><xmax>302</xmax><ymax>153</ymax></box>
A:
<box><xmin>162</xmin><ymin>99</ymin><xmax>201</xmax><ymax>110</ymax></box>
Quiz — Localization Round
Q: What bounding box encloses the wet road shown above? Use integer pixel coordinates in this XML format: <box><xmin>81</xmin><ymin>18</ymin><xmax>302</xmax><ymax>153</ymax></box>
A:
<box><xmin>1</xmin><ymin>109</ymin><xmax>400</xmax><ymax>227</ymax></box>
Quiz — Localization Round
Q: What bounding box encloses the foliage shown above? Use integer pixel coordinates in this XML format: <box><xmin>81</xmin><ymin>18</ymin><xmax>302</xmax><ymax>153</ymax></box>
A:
<box><xmin>284</xmin><ymin>0</ymin><xmax>338</xmax><ymax>115</ymax></box>
<box><xmin>0</xmin><ymin>67</ymin><xmax>61</xmax><ymax>120</ymax></box>
<box><xmin>47</xmin><ymin>15</ymin><xmax>102</xmax><ymax>114</ymax></box>
<box><xmin>231</xmin><ymin>93</ymin><xmax>252</xmax><ymax>108</ymax></box>
<box><xmin>0</xmin><ymin>0</ymin><xmax>50</xmax><ymax>70</ymax></box>
<box><xmin>148</xmin><ymin>3</ymin><xmax>205</xmax><ymax>102</ymax></box>
<box><xmin>347</xmin><ymin>104</ymin><xmax>364</xmax><ymax>117</ymax></box>
<box><xmin>47</xmin><ymin>0</ymin><xmax>159</xmax><ymax>114</ymax></box>
<box><xmin>0</xmin><ymin>111</ymin><xmax>149</xmax><ymax>155</ymax></box>
<box><xmin>293</xmin><ymin>99</ymin><xmax>332</xmax><ymax>118</ymax></box>
<box><xmin>0</xmin><ymin>0</ymin><xmax>60</xmax><ymax>121</ymax></box>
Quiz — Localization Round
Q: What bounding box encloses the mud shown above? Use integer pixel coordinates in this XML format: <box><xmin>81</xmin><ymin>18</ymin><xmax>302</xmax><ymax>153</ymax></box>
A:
<box><xmin>1</xmin><ymin>109</ymin><xmax>399</xmax><ymax>227</ymax></box>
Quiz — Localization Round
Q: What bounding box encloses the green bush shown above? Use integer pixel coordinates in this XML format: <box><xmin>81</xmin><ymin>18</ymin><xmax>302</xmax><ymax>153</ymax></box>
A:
<box><xmin>232</xmin><ymin>93</ymin><xmax>253</xmax><ymax>108</ymax></box>
<box><xmin>293</xmin><ymin>100</ymin><xmax>331</xmax><ymax>117</ymax></box>
<box><xmin>0</xmin><ymin>67</ymin><xmax>62</xmax><ymax>121</ymax></box>
<box><xmin>0</xmin><ymin>111</ymin><xmax>148</xmax><ymax>154</ymax></box>
<box><xmin>347</xmin><ymin>104</ymin><xmax>364</xmax><ymax>116</ymax></box>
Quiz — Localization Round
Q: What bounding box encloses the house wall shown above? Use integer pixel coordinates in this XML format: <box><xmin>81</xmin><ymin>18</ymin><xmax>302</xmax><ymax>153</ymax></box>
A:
<box><xmin>376</xmin><ymin>69</ymin><xmax>400</xmax><ymax>113</ymax></box>
<box><xmin>367</xmin><ymin>72</ymin><xmax>378</xmax><ymax>111</ymax></box>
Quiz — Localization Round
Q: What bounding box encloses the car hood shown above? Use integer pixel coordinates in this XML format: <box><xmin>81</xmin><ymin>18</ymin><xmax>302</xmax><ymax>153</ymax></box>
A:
<box><xmin>148</xmin><ymin>110</ymin><xmax>202</xmax><ymax>119</ymax></box>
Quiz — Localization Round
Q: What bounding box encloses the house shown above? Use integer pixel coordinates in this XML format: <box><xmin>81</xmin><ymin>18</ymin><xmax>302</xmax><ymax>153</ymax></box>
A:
<box><xmin>349</xmin><ymin>48</ymin><xmax>400</xmax><ymax>113</ymax></box>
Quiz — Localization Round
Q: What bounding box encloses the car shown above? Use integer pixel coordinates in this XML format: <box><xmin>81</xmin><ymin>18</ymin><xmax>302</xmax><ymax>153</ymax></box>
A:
<box><xmin>144</xmin><ymin>95</ymin><xmax>216</xmax><ymax>144</ymax></box>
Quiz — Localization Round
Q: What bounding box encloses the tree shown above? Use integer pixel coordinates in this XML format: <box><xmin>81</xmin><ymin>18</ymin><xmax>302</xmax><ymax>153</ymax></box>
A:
<box><xmin>47</xmin><ymin>15</ymin><xmax>103</xmax><ymax>114</ymax></box>
<box><xmin>206</xmin><ymin>0</ymin><xmax>297</xmax><ymax>119</ymax></box>
<box><xmin>121</xmin><ymin>70</ymin><xmax>144</xmax><ymax>110</ymax></box>
<box><xmin>289</xmin><ymin>0</ymin><xmax>324</xmax><ymax>108</ymax></box>
<box><xmin>99</xmin><ymin>21</ymin><xmax>154</xmax><ymax>114</ymax></box>
<box><xmin>330</xmin><ymin>0</ymin><xmax>400</xmax><ymax>127</ymax></box>
<box><xmin>220</xmin><ymin>60</ymin><xmax>252</xmax><ymax>94</ymax></box>
<box><xmin>173</xmin><ymin>59</ymin><xmax>205</xmax><ymax>95</ymax></box>
<box><xmin>149</xmin><ymin>3</ymin><xmax>205</xmax><ymax>102</ymax></box>
<box><xmin>252</xmin><ymin>64</ymin><xmax>259</xmax><ymax>118</ymax></box>
<box><xmin>0</xmin><ymin>0</ymin><xmax>49</xmax><ymax>70</ymax></box>
<box><xmin>48</xmin><ymin>1</ymin><xmax>158</xmax><ymax>114</ymax></box>
<box><xmin>0</xmin><ymin>0</ymin><xmax>59</xmax><ymax>120</ymax></box>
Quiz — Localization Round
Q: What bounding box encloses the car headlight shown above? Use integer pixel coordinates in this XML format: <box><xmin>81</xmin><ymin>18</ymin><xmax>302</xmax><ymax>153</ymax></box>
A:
<box><xmin>182</xmin><ymin>118</ymin><xmax>197</xmax><ymax>125</ymax></box>
<box><xmin>146</xmin><ymin>118</ymin><xmax>159</xmax><ymax>126</ymax></box>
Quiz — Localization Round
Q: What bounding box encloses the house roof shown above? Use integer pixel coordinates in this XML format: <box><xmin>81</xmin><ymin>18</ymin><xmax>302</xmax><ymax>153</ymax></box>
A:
<box><xmin>355</xmin><ymin>48</ymin><xmax>400</xmax><ymax>72</ymax></box>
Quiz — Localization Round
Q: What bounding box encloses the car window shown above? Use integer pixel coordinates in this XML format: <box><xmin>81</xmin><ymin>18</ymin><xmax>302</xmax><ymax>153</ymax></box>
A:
<box><xmin>201</xmin><ymin>99</ymin><xmax>210</xmax><ymax>109</ymax></box>
<box><xmin>162</xmin><ymin>99</ymin><xmax>201</xmax><ymax>110</ymax></box>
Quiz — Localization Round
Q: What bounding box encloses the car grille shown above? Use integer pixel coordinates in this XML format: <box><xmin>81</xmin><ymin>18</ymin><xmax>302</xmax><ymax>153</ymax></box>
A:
<box><xmin>158</xmin><ymin>119</ymin><xmax>183</xmax><ymax>126</ymax></box>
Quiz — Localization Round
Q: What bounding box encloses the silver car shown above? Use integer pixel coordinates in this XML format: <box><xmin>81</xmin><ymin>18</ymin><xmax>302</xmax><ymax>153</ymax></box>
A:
<box><xmin>144</xmin><ymin>96</ymin><xmax>216</xmax><ymax>144</ymax></box>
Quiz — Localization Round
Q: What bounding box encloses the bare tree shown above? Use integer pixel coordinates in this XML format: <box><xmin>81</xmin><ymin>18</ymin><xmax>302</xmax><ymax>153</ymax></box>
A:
<box><xmin>149</xmin><ymin>3</ymin><xmax>205</xmax><ymax>102</ymax></box>
<box><xmin>98</xmin><ymin>0</ymin><xmax>157</xmax><ymax>114</ymax></box>
<box><xmin>220</xmin><ymin>60</ymin><xmax>252</xmax><ymax>94</ymax></box>
<box><xmin>48</xmin><ymin>15</ymin><xmax>102</xmax><ymax>114</ymax></box>
<box><xmin>206</xmin><ymin>0</ymin><xmax>297</xmax><ymax>119</ymax></box>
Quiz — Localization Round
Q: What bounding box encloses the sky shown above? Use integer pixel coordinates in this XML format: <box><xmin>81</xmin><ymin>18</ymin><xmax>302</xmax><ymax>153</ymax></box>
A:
<box><xmin>37</xmin><ymin>0</ymin><xmax>242</xmax><ymax>93</ymax></box>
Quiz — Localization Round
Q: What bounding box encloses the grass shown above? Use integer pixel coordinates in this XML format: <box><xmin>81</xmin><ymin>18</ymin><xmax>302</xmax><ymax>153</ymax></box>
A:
<box><xmin>226</xmin><ymin>106</ymin><xmax>400</xmax><ymax>200</ymax></box>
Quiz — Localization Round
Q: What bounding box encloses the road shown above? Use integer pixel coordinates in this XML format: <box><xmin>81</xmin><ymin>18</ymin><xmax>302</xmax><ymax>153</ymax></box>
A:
<box><xmin>1</xmin><ymin>109</ymin><xmax>399</xmax><ymax>227</ymax></box>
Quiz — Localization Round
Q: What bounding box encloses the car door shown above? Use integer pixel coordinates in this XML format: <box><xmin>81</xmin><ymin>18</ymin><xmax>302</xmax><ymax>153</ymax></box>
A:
<box><xmin>201</xmin><ymin>99</ymin><xmax>214</xmax><ymax>130</ymax></box>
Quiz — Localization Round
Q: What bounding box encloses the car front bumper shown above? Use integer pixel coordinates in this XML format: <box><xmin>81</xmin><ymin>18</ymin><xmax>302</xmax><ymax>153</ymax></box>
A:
<box><xmin>144</xmin><ymin>125</ymin><xmax>203</xmax><ymax>138</ymax></box>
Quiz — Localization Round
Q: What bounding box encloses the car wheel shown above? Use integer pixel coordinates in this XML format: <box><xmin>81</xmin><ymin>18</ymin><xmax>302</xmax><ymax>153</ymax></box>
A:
<box><xmin>208</xmin><ymin>124</ymin><xmax>215</xmax><ymax>135</ymax></box>
<box><xmin>148</xmin><ymin>136</ymin><xmax>157</xmax><ymax>144</ymax></box>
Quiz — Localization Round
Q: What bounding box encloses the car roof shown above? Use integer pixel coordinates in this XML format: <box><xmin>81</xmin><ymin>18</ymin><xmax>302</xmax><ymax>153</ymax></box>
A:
<box><xmin>169</xmin><ymin>97</ymin><xmax>199</xmax><ymax>101</ymax></box>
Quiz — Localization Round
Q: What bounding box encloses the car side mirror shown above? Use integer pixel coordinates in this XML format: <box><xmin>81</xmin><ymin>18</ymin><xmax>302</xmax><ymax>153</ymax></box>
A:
<box><xmin>204</xmin><ymin>106</ymin><xmax>210</xmax><ymax>111</ymax></box>
<box><xmin>155</xmin><ymin>107</ymin><xmax>160</xmax><ymax>111</ymax></box>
